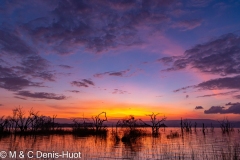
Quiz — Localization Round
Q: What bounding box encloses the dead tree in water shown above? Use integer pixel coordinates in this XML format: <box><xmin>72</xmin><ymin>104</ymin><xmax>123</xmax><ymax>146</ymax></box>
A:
<box><xmin>202</xmin><ymin>123</ymin><xmax>205</xmax><ymax>135</ymax></box>
<box><xmin>180</xmin><ymin>119</ymin><xmax>192</xmax><ymax>133</ymax></box>
<box><xmin>12</xmin><ymin>107</ymin><xmax>33</xmax><ymax>132</ymax></box>
<box><xmin>218</xmin><ymin>118</ymin><xmax>233</xmax><ymax>133</ymax></box>
<box><xmin>9</xmin><ymin>107</ymin><xmax>59</xmax><ymax>133</ymax></box>
<box><xmin>52</xmin><ymin>115</ymin><xmax>57</xmax><ymax>130</ymax></box>
<box><xmin>140</xmin><ymin>112</ymin><xmax>166</xmax><ymax>135</ymax></box>
<box><xmin>0</xmin><ymin>116</ymin><xmax>9</xmax><ymax>133</ymax></box>
<box><xmin>181</xmin><ymin>118</ymin><xmax>183</xmax><ymax>133</ymax></box>
<box><xmin>92</xmin><ymin>112</ymin><xmax>107</xmax><ymax>132</ymax></box>
<box><xmin>119</xmin><ymin>115</ymin><xmax>138</xmax><ymax>131</ymax></box>
<box><xmin>194</xmin><ymin>122</ymin><xmax>197</xmax><ymax>132</ymax></box>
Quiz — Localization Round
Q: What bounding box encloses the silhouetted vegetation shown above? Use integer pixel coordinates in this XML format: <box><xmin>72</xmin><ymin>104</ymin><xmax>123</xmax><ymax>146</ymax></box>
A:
<box><xmin>92</xmin><ymin>112</ymin><xmax>107</xmax><ymax>132</ymax></box>
<box><xmin>202</xmin><ymin>123</ymin><xmax>206</xmax><ymax>135</ymax></box>
<box><xmin>72</xmin><ymin>112</ymin><xmax>108</xmax><ymax>136</ymax></box>
<box><xmin>1</xmin><ymin>107</ymin><xmax>239</xmax><ymax>142</ymax></box>
<box><xmin>0</xmin><ymin>116</ymin><xmax>10</xmax><ymax>134</ymax></box>
<box><xmin>1</xmin><ymin>107</ymin><xmax>240</xmax><ymax>159</ymax></box>
<box><xmin>0</xmin><ymin>107</ymin><xmax>64</xmax><ymax>135</ymax></box>
<box><xmin>139</xmin><ymin>112</ymin><xmax>166</xmax><ymax>136</ymax></box>
<box><xmin>116</xmin><ymin>115</ymin><xmax>148</xmax><ymax>143</ymax></box>
<box><xmin>180</xmin><ymin>118</ymin><xmax>192</xmax><ymax>133</ymax></box>
<box><xmin>219</xmin><ymin>118</ymin><xmax>234</xmax><ymax>134</ymax></box>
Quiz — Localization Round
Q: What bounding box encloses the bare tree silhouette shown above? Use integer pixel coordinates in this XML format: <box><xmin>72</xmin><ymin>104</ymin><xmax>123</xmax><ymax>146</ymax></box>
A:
<box><xmin>140</xmin><ymin>112</ymin><xmax>166</xmax><ymax>135</ymax></box>
<box><xmin>92</xmin><ymin>112</ymin><xmax>107</xmax><ymax>132</ymax></box>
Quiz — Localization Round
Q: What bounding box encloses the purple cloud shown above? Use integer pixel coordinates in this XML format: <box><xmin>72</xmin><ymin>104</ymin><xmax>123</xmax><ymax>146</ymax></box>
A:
<box><xmin>226</xmin><ymin>102</ymin><xmax>240</xmax><ymax>105</ymax></box>
<box><xmin>112</xmin><ymin>89</ymin><xmax>129</xmax><ymax>94</ymax></box>
<box><xmin>68</xmin><ymin>90</ymin><xmax>80</xmax><ymax>93</ymax></box>
<box><xmin>173</xmin><ymin>85</ymin><xmax>193</xmax><ymax>92</ymax></box>
<box><xmin>17</xmin><ymin>55</ymin><xmax>55</xmax><ymax>81</ymax></box>
<box><xmin>160</xmin><ymin>33</ymin><xmax>240</xmax><ymax>76</ymax></box>
<box><xmin>197</xmin><ymin>76</ymin><xmax>240</xmax><ymax>90</ymax></box>
<box><xmin>71</xmin><ymin>81</ymin><xmax>88</xmax><ymax>88</ymax></box>
<box><xmin>9</xmin><ymin>0</ymin><xmax>179</xmax><ymax>54</ymax></box>
<box><xmin>59</xmin><ymin>65</ymin><xmax>73</xmax><ymax>69</ymax></box>
<box><xmin>204</xmin><ymin>106</ymin><xmax>225</xmax><ymax>114</ymax></box>
<box><xmin>0</xmin><ymin>64</ymin><xmax>44</xmax><ymax>91</ymax></box>
<box><xmin>197</xmin><ymin>91</ymin><xmax>239</xmax><ymax>98</ymax></box>
<box><xmin>0</xmin><ymin>30</ymin><xmax>36</xmax><ymax>56</ymax></box>
<box><xmin>195</xmin><ymin>106</ymin><xmax>204</xmax><ymax>109</ymax></box>
<box><xmin>15</xmin><ymin>91</ymin><xmax>66</xmax><ymax>100</ymax></box>
<box><xmin>174</xmin><ymin>76</ymin><xmax>240</xmax><ymax>92</ymax></box>
<box><xmin>234</xmin><ymin>95</ymin><xmax>240</xmax><ymax>99</ymax></box>
<box><xmin>0</xmin><ymin>76</ymin><xmax>43</xmax><ymax>91</ymax></box>
<box><xmin>94</xmin><ymin>69</ymin><xmax>130</xmax><ymax>78</ymax></box>
<box><xmin>204</xmin><ymin>104</ymin><xmax>240</xmax><ymax>114</ymax></box>
<box><xmin>82</xmin><ymin>79</ymin><xmax>94</xmax><ymax>86</ymax></box>
<box><xmin>0</xmin><ymin>30</ymin><xmax>56</xmax><ymax>91</ymax></box>
<box><xmin>71</xmin><ymin>79</ymin><xmax>94</xmax><ymax>88</ymax></box>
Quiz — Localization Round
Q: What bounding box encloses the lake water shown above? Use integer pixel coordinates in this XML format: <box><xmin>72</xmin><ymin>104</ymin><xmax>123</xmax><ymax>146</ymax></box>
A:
<box><xmin>0</xmin><ymin>128</ymin><xmax>239</xmax><ymax>160</ymax></box>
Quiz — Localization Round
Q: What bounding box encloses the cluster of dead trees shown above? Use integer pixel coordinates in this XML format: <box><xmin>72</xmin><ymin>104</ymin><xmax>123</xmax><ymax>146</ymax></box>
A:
<box><xmin>1</xmin><ymin>107</ymin><xmax>239</xmax><ymax>137</ymax></box>
<box><xmin>72</xmin><ymin>112</ymin><xmax>108</xmax><ymax>136</ymax></box>
<box><xmin>115</xmin><ymin>113</ymin><xmax>166</xmax><ymax>137</ymax></box>
<box><xmin>111</xmin><ymin>113</ymin><xmax>166</xmax><ymax>142</ymax></box>
<box><xmin>0</xmin><ymin>107</ymin><xmax>59</xmax><ymax>134</ymax></box>
<box><xmin>71</xmin><ymin>112</ymin><xmax>167</xmax><ymax>137</ymax></box>
<box><xmin>180</xmin><ymin>118</ymin><xmax>192</xmax><ymax>132</ymax></box>
<box><xmin>180</xmin><ymin>117</ymin><xmax>237</xmax><ymax>135</ymax></box>
<box><xmin>219</xmin><ymin>118</ymin><xmax>234</xmax><ymax>133</ymax></box>
<box><xmin>180</xmin><ymin>119</ymin><xmax>210</xmax><ymax>134</ymax></box>
<box><xmin>0</xmin><ymin>108</ymin><xmax>168</xmax><ymax>138</ymax></box>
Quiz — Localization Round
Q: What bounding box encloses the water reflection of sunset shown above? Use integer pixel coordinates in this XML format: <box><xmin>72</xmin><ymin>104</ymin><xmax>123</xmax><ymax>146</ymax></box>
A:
<box><xmin>0</xmin><ymin>128</ymin><xmax>239</xmax><ymax>159</ymax></box>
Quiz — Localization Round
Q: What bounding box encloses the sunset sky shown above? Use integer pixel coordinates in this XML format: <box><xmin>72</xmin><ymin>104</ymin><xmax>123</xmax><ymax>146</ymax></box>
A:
<box><xmin>1</xmin><ymin>0</ymin><xmax>240</xmax><ymax>120</ymax></box>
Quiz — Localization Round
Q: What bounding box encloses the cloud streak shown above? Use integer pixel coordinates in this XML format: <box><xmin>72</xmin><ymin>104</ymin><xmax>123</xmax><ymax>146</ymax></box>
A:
<box><xmin>59</xmin><ymin>65</ymin><xmax>73</xmax><ymax>69</ymax></box>
<box><xmin>112</xmin><ymin>89</ymin><xmax>130</xmax><ymax>94</ymax></box>
<box><xmin>197</xmin><ymin>91</ymin><xmax>239</xmax><ymax>98</ymax></box>
<box><xmin>15</xmin><ymin>91</ymin><xmax>66</xmax><ymax>100</ymax></box>
<box><xmin>68</xmin><ymin>90</ymin><xmax>80</xmax><ymax>93</ymax></box>
<box><xmin>174</xmin><ymin>75</ymin><xmax>240</xmax><ymax>92</ymax></box>
<box><xmin>94</xmin><ymin>69</ymin><xmax>130</xmax><ymax>78</ymax></box>
<box><xmin>71</xmin><ymin>79</ymin><xmax>94</xmax><ymax>88</ymax></box>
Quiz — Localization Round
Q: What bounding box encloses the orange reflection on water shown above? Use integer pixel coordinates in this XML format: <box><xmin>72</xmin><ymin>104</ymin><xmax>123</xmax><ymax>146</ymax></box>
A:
<box><xmin>0</xmin><ymin>128</ymin><xmax>239</xmax><ymax>159</ymax></box>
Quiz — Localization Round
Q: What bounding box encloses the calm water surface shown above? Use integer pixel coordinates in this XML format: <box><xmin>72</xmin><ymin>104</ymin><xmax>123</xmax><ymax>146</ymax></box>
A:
<box><xmin>0</xmin><ymin>128</ymin><xmax>239</xmax><ymax>160</ymax></box>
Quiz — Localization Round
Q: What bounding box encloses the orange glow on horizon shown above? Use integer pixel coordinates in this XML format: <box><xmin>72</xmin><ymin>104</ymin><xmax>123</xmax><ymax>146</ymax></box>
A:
<box><xmin>1</xmin><ymin>99</ymin><xmax>238</xmax><ymax>120</ymax></box>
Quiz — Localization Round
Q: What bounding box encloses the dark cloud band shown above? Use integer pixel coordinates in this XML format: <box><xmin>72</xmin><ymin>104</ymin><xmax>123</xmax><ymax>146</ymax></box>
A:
<box><xmin>15</xmin><ymin>91</ymin><xmax>66</xmax><ymax>100</ymax></box>
<box><xmin>204</xmin><ymin>104</ymin><xmax>240</xmax><ymax>114</ymax></box>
